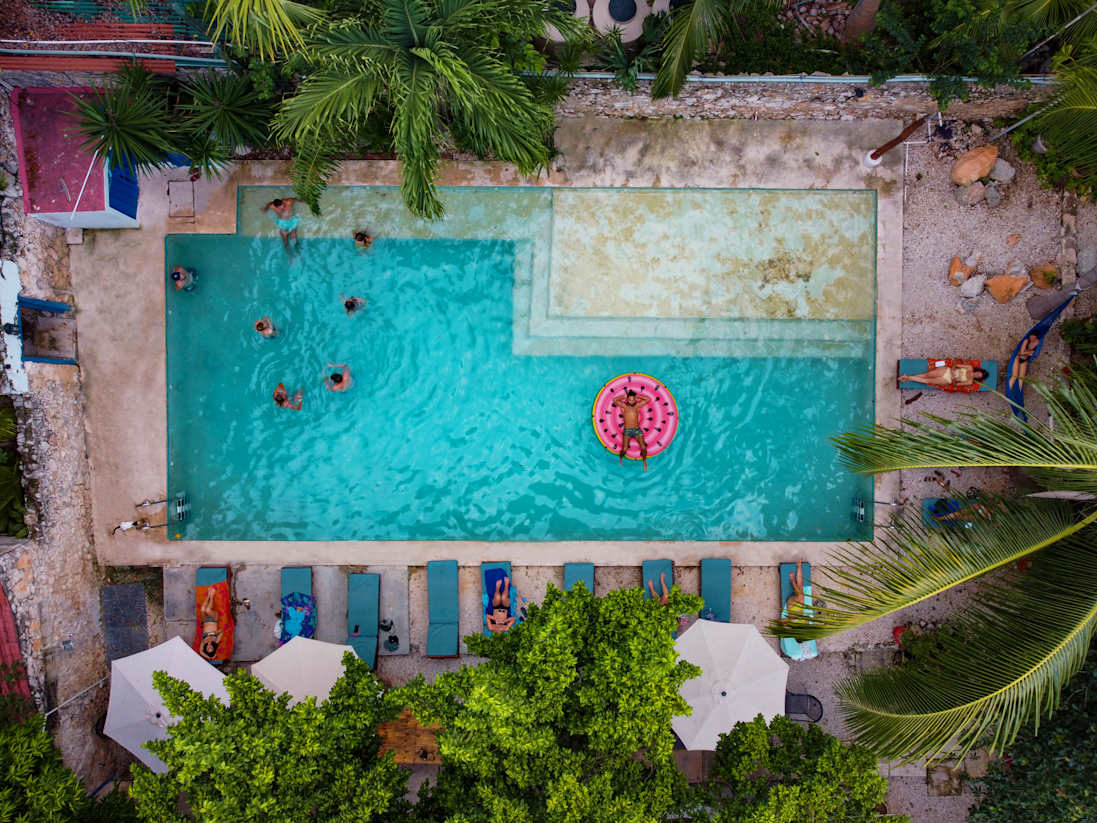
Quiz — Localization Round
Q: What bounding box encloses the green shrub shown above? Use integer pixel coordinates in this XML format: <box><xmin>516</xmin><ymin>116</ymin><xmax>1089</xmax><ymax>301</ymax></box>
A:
<box><xmin>1061</xmin><ymin>318</ymin><xmax>1097</xmax><ymax>354</ymax></box>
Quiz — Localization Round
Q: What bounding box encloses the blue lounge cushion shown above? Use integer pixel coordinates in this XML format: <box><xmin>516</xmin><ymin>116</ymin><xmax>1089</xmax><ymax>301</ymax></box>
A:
<box><xmin>348</xmin><ymin>573</ymin><xmax>379</xmax><ymax>667</ymax></box>
<box><xmin>700</xmin><ymin>558</ymin><xmax>731</xmax><ymax>622</ymax></box>
<box><xmin>642</xmin><ymin>559</ymin><xmax>673</xmax><ymax>599</ymax></box>
<box><xmin>482</xmin><ymin>562</ymin><xmax>522</xmax><ymax>636</ymax></box>
<box><xmin>779</xmin><ymin>563</ymin><xmax>818</xmax><ymax>661</ymax></box>
<box><xmin>427</xmin><ymin>622</ymin><xmax>459</xmax><ymax>657</ymax></box>
<box><xmin>281</xmin><ymin>567</ymin><xmax>312</xmax><ymax>598</ymax></box>
<box><xmin>427</xmin><ymin>560</ymin><xmax>459</xmax><ymax>657</ymax></box>
<box><xmin>196</xmin><ymin>568</ymin><xmax>227</xmax><ymax>587</ymax></box>
<box><xmin>564</xmin><ymin>563</ymin><xmax>594</xmax><ymax>593</ymax></box>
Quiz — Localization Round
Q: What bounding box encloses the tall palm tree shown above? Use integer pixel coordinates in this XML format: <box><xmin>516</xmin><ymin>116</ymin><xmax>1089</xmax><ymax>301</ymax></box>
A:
<box><xmin>770</xmin><ymin>362</ymin><xmax>1097</xmax><ymax>764</ymax></box>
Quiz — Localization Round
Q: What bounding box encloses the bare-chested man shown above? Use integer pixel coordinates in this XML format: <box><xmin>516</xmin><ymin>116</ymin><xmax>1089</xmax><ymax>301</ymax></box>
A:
<box><xmin>613</xmin><ymin>389</ymin><xmax>651</xmax><ymax>470</ymax></box>
<box><xmin>262</xmin><ymin>197</ymin><xmax>299</xmax><ymax>251</ymax></box>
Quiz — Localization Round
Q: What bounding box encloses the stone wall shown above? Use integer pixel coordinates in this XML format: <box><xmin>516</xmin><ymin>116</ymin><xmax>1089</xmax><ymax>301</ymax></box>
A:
<box><xmin>557</xmin><ymin>77</ymin><xmax>1055</xmax><ymax>122</ymax></box>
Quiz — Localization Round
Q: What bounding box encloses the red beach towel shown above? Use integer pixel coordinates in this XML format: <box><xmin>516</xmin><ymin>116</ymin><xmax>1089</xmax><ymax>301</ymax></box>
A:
<box><xmin>193</xmin><ymin>580</ymin><xmax>234</xmax><ymax>662</ymax></box>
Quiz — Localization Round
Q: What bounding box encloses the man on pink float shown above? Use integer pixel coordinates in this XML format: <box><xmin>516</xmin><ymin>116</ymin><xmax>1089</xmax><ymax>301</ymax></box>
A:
<box><xmin>613</xmin><ymin>389</ymin><xmax>651</xmax><ymax>470</ymax></box>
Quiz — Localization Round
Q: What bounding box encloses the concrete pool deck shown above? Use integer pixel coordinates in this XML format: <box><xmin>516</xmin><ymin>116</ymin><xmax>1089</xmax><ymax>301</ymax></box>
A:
<box><xmin>69</xmin><ymin>117</ymin><xmax>902</xmax><ymax>567</ymax></box>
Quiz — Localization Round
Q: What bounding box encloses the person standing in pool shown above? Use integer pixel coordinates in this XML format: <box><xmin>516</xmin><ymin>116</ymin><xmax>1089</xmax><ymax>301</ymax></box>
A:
<box><xmin>341</xmin><ymin>295</ymin><xmax>366</xmax><ymax>316</ymax></box>
<box><xmin>273</xmin><ymin>382</ymin><xmax>302</xmax><ymax>410</ymax></box>
<box><xmin>324</xmin><ymin>363</ymin><xmax>352</xmax><ymax>392</ymax></box>
<box><xmin>262</xmin><ymin>197</ymin><xmax>299</xmax><ymax>251</ymax></box>
<box><xmin>613</xmin><ymin>389</ymin><xmax>651</xmax><ymax>470</ymax></box>
<box><xmin>170</xmin><ymin>265</ymin><xmax>197</xmax><ymax>292</ymax></box>
<box><xmin>254</xmin><ymin>317</ymin><xmax>277</xmax><ymax>337</ymax></box>
<box><xmin>353</xmin><ymin>230</ymin><xmax>373</xmax><ymax>250</ymax></box>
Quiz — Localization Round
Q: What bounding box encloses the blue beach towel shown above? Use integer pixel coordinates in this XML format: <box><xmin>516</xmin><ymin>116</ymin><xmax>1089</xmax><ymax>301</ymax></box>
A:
<box><xmin>482</xmin><ymin>562</ymin><xmax>523</xmax><ymax>636</ymax></box>
<box><xmin>1006</xmin><ymin>288</ymin><xmax>1080</xmax><ymax>422</ymax></box>
<box><xmin>483</xmin><ymin>567</ymin><xmax>510</xmax><ymax>616</ymax></box>
<box><xmin>779</xmin><ymin>563</ymin><xmax>818</xmax><ymax>661</ymax></box>
<box><xmin>280</xmin><ymin>591</ymin><xmax>316</xmax><ymax>645</ymax></box>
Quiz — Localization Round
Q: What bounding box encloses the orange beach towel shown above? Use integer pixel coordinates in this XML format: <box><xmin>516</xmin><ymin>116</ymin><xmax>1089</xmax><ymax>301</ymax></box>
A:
<box><xmin>193</xmin><ymin>580</ymin><xmax>234</xmax><ymax>662</ymax></box>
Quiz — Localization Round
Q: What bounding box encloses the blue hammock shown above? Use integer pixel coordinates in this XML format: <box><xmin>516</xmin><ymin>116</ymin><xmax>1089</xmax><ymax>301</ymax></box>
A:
<box><xmin>1005</xmin><ymin>288</ymin><xmax>1080</xmax><ymax>422</ymax></box>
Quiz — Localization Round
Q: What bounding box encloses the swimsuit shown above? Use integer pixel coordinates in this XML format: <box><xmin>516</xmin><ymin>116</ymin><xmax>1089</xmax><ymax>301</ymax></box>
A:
<box><xmin>623</xmin><ymin>426</ymin><xmax>643</xmax><ymax>438</ymax></box>
<box><xmin>274</xmin><ymin>214</ymin><xmax>299</xmax><ymax>232</ymax></box>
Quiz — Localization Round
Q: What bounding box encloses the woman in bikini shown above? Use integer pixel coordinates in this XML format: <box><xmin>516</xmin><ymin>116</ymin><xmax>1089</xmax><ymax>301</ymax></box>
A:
<box><xmin>486</xmin><ymin>576</ymin><xmax>516</xmax><ymax>634</ymax></box>
<box><xmin>198</xmin><ymin>588</ymin><xmax>223</xmax><ymax>660</ymax></box>
<box><xmin>899</xmin><ymin>362</ymin><xmax>989</xmax><ymax>388</ymax></box>
<box><xmin>1008</xmin><ymin>334</ymin><xmax>1040</xmax><ymax>391</ymax></box>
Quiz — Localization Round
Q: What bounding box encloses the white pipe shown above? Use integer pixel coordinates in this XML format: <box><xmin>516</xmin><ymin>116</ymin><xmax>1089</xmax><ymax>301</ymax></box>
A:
<box><xmin>42</xmin><ymin>676</ymin><xmax>108</xmax><ymax>717</ymax></box>
<box><xmin>70</xmin><ymin>151</ymin><xmax>98</xmax><ymax>224</ymax></box>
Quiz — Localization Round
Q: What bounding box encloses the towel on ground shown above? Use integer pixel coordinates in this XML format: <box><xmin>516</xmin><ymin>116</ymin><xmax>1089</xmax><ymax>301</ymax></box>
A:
<box><xmin>193</xmin><ymin>580</ymin><xmax>234</xmax><ymax>662</ymax></box>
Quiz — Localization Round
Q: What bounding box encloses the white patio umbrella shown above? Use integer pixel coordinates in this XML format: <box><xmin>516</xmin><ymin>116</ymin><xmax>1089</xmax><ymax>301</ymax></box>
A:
<box><xmin>250</xmin><ymin>636</ymin><xmax>357</xmax><ymax>706</ymax></box>
<box><xmin>672</xmin><ymin>621</ymin><xmax>789</xmax><ymax>750</ymax></box>
<box><xmin>104</xmin><ymin>635</ymin><xmax>231</xmax><ymax>773</ymax></box>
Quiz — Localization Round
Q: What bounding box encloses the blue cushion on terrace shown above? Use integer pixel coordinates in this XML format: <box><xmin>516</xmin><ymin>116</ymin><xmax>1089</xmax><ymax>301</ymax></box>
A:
<box><xmin>347</xmin><ymin>573</ymin><xmax>380</xmax><ymax>667</ymax></box>
<box><xmin>564</xmin><ymin>563</ymin><xmax>594</xmax><ymax>594</ymax></box>
<box><xmin>700</xmin><ymin>558</ymin><xmax>731</xmax><ymax>622</ymax></box>
<box><xmin>642</xmin><ymin>559</ymin><xmax>672</xmax><ymax>599</ymax></box>
<box><xmin>281</xmin><ymin>567</ymin><xmax>312</xmax><ymax>598</ymax></box>
<box><xmin>427</xmin><ymin>560</ymin><xmax>459</xmax><ymax>657</ymax></box>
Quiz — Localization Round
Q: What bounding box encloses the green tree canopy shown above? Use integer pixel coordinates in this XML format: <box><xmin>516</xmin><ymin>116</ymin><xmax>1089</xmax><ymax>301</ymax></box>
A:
<box><xmin>687</xmin><ymin>714</ymin><xmax>905</xmax><ymax>823</ymax></box>
<box><xmin>129</xmin><ymin>655</ymin><xmax>407</xmax><ymax>822</ymax></box>
<box><xmin>400</xmin><ymin>583</ymin><xmax>702</xmax><ymax>823</ymax></box>
<box><xmin>0</xmin><ymin>718</ymin><xmax>88</xmax><ymax>822</ymax></box>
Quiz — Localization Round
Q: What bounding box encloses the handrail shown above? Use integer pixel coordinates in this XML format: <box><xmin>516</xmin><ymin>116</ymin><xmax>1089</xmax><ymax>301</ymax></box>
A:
<box><xmin>0</xmin><ymin>47</ymin><xmax>225</xmax><ymax>66</ymax></box>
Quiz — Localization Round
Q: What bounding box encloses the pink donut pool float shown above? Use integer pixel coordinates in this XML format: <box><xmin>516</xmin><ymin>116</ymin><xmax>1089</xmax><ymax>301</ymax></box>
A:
<box><xmin>592</xmin><ymin>373</ymin><xmax>679</xmax><ymax>460</ymax></box>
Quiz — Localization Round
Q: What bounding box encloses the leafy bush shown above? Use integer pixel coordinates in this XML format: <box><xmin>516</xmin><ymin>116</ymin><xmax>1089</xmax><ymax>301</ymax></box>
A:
<box><xmin>967</xmin><ymin>648</ymin><xmax>1097</xmax><ymax>823</ymax></box>
<box><xmin>1061</xmin><ymin>317</ymin><xmax>1097</xmax><ymax>354</ymax></box>
<box><xmin>688</xmin><ymin>714</ymin><xmax>905</xmax><ymax>823</ymax></box>
<box><xmin>0</xmin><ymin>405</ymin><xmax>26</xmax><ymax>538</ymax></box>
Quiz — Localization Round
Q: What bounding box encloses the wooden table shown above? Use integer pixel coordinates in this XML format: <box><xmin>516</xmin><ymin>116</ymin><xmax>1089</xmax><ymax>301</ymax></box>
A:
<box><xmin>378</xmin><ymin>708</ymin><xmax>441</xmax><ymax>764</ymax></box>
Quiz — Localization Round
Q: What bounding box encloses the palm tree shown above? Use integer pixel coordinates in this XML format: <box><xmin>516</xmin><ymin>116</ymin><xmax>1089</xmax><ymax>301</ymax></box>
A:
<box><xmin>770</xmin><ymin>362</ymin><xmax>1097</xmax><ymax>764</ymax></box>
<box><xmin>652</xmin><ymin>0</ymin><xmax>777</xmax><ymax>98</ymax></box>
<box><xmin>1028</xmin><ymin>55</ymin><xmax>1097</xmax><ymax>193</ymax></box>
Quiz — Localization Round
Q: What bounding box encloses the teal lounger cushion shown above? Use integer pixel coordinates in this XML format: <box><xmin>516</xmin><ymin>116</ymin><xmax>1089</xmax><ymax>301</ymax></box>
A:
<box><xmin>563</xmin><ymin>563</ymin><xmax>595</xmax><ymax>594</ymax></box>
<box><xmin>196</xmin><ymin>568</ymin><xmax>227</xmax><ymax>587</ymax></box>
<box><xmin>898</xmin><ymin>359</ymin><xmax>998</xmax><ymax>392</ymax></box>
<box><xmin>281</xmin><ymin>567</ymin><xmax>312</xmax><ymax>598</ymax></box>
<box><xmin>700</xmin><ymin>558</ymin><xmax>732</xmax><ymax>622</ymax></box>
<box><xmin>779</xmin><ymin>562</ymin><xmax>818</xmax><ymax>661</ymax></box>
<box><xmin>427</xmin><ymin>560</ymin><xmax>459</xmax><ymax>657</ymax></box>
<box><xmin>642</xmin><ymin>559</ymin><xmax>673</xmax><ymax>599</ymax></box>
<box><xmin>347</xmin><ymin>573</ymin><xmax>380</xmax><ymax>667</ymax></box>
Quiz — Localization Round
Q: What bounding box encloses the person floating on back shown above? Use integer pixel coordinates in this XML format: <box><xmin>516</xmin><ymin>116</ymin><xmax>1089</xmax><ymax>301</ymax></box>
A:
<box><xmin>341</xmin><ymin>295</ymin><xmax>366</xmax><ymax>316</ymax></box>
<box><xmin>324</xmin><ymin>363</ymin><xmax>352</xmax><ymax>392</ymax></box>
<box><xmin>613</xmin><ymin>389</ymin><xmax>651</xmax><ymax>470</ymax></box>
<box><xmin>354</xmin><ymin>230</ymin><xmax>373</xmax><ymax>250</ymax></box>
<box><xmin>262</xmin><ymin>197</ymin><xmax>299</xmax><ymax>252</ymax></box>
<box><xmin>254</xmin><ymin>317</ymin><xmax>277</xmax><ymax>338</ymax></box>
<box><xmin>273</xmin><ymin>382</ymin><xmax>302</xmax><ymax>410</ymax></box>
<box><xmin>171</xmin><ymin>265</ymin><xmax>197</xmax><ymax>292</ymax></box>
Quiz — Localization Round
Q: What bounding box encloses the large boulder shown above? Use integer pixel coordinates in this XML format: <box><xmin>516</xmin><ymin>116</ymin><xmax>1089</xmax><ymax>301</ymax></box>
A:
<box><xmin>960</xmin><ymin>274</ymin><xmax>987</xmax><ymax>298</ymax></box>
<box><xmin>986</xmin><ymin>274</ymin><xmax>1029</xmax><ymax>303</ymax></box>
<box><xmin>948</xmin><ymin>253</ymin><xmax>981</xmax><ymax>286</ymax></box>
<box><xmin>990</xmin><ymin>158</ymin><xmax>1015</xmax><ymax>184</ymax></box>
<box><xmin>951</xmin><ymin>145</ymin><xmax>999</xmax><ymax>186</ymax></box>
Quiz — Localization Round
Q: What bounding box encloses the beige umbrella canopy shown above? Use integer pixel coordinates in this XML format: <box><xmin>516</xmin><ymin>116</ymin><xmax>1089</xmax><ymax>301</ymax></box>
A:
<box><xmin>104</xmin><ymin>636</ymin><xmax>231</xmax><ymax>773</ymax></box>
<box><xmin>250</xmin><ymin>636</ymin><xmax>357</xmax><ymax>705</ymax></box>
<box><xmin>673</xmin><ymin>621</ymin><xmax>789</xmax><ymax>751</ymax></box>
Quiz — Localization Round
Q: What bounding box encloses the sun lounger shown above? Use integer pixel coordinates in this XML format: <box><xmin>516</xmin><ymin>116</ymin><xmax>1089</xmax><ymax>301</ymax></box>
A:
<box><xmin>898</xmin><ymin>359</ymin><xmax>998</xmax><ymax>392</ymax></box>
<box><xmin>280</xmin><ymin>567</ymin><xmax>315</xmax><ymax>645</ymax></box>
<box><xmin>194</xmin><ymin>568</ymin><xmax>233</xmax><ymax>665</ymax></box>
<box><xmin>482</xmin><ymin>562</ymin><xmax>523</xmax><ymax>636</ymax></box>
<box><xmin>563</xmin><ymin>562</ymin><xmax>594</xmax><ymax>594</ymax></box>
<box><xmin>347</xmin><ymin>573</ymin><xmax>380</xmax><ymax>668</ymax></box>
<box><xmin>700</xmin><ymin>558</ymin><xmax>731</xmax><ymax>622</ymax></box>
<box><xmin>785</xmin><ymin>691</ymin><xmax>823</xmax><ymax>722</ymax></box>
<box><xmin>642</xmin><ymin>559</ymin><xmax>673</xmax><ymax>600</ymax></box>
<box><xmin>426</xmin><ymin>560</ymin><xmax>459</xmax><ymax>658</ymax></box>
<box><xmin>779</xmin><ymin>563</ymin><xmax>818</xmax><ymax>661</ymax></box>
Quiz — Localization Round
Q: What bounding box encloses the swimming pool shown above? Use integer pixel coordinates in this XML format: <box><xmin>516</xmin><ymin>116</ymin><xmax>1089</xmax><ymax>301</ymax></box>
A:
<box><xmin>166</xmin><ymin>186</ymin><xmax>876</xmax><ymax>541</ymax></box>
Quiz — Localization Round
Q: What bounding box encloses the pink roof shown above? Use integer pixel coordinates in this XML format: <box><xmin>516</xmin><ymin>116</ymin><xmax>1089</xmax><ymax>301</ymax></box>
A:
<box><xmin>11</xmin><ymin>87</ymin><xmax>107</xmax><ymax>215</ymax></box>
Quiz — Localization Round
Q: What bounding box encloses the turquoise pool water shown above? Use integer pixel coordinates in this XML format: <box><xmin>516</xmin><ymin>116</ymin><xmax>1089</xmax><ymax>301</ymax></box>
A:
<box><xmin>166</xmin><ymin>187</ymin><xmax>875</xmax><ymax>541</ymax></box>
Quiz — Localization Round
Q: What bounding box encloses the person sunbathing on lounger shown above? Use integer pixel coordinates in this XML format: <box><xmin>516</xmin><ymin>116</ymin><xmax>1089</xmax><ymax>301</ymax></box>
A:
<box><xmin>781</xmin><ymin>563</ymin><xmax>819</xmax><ymax>661</ymax></box>
<box><xmin>1008</xmin><ymin>334</ymin><xmax>1040</xmax><ymax>391</ymax></box>
<box><xmin>900</xmin><ymin>363</ymin><xmax>989</xmax><ymax>388</ymax></box>
<box><xmin>648</xmin><ymin>572</ymin><xmax>690</xmax><ymax>632</ymax></box>
<box><xmin>198</xmin><ymin>588</ymin><xmax>224</xmax><ymax>660</ymax></box>
<box><xmin>613</xmin><ymin>389</ymin><xmax>651</xmax><ymax>470</ymax></box>
<box><xmin>486</xmin><ymin>576</ymin><xmax>516</xmax><ymax>634</ymax></box>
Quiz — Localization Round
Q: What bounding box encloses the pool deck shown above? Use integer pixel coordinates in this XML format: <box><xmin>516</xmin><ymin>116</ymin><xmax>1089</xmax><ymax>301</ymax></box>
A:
<box><xmin>69</xmin><ymin>117</ymin><xmax>902</xmax><ymax>567</ymax></box>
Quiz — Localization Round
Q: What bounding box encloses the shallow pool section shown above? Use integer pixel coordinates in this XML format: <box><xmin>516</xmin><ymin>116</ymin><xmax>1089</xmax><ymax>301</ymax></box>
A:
<box><xmin>168</xmin><ymin>186</ymin><xmax>873</xmax><ymax>542</ymax></box>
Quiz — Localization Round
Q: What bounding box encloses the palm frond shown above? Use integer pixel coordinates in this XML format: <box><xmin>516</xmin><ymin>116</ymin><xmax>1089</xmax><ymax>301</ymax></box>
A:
<box><xmin>289</xmin><ymin>138</ymin><xmax>343</xmax><ymax>215</ymax></box>
<box><xmin>1008</xmin><ymin>0</ymin><xmax>1097</xmax><ymax>42</ymax></box>
<box><xmin>274</xmin><ymin>71</ymin><xmax>381</xmax><ymax>142</ymax></box>
<box><xmin>832</xmin><ymin>366</ymin><xmax>1097</xmax><ymax>493</ymax></box>
<box><xmin>836</xmin><ymin>530</ymin><xmax>1097</xmax><ymax>764</ymax></box>
<box><xmin>768</xmin><ymin>497</ymin><xmax>1095</xmax><ymax>640</ymax></box>
<box><xmin>69</xmin><ymin>86</ymin><xmax>176</xmax><ymax>176</ymax></box>
<box><xmin>177</xmin><ymin>132</ymin><xmax>231</xmax><ymax>180</ymax></box>
<box><xmin>180</xmin><ymin>72</ymin><xmax>272</xmax><ymax>149</ymax></box>
<box><xmin>391</xmin><ymin>56</ymin><xmax>445</xmax><ymax>219</ymax></box>
<box><xmin>207</xmin><ymin>0</ymin><xmax>322</xmax><ymax>59</ymax></box>
<box><xmin>1032</xmin><ymin>62</ymin><xmax>1097</xmax><ymax>183</ymax></box>
<box><xmin>308</xmin><ymin>25</ymin><xmax>400</xmax><ymax>60</ymax></box>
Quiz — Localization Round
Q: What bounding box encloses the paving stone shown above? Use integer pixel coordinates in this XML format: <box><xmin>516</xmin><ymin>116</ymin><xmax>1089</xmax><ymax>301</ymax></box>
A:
<box><xmin>233</xmin><ymin>565</ymin><xmax>280</xmax><ymax>662</ymax></box>
<box><xmin>167</xmin><ymin>181</ymin><xmax>194</xmax><ymax>218</ymax></box>
<box><xmin>366</xmin><ymin>566</ymin><xmax>408</xmax><ymax>656</ymax></box>
<box><xmin>162</xmin><ymin>566</ymin><xmax>194</xmax><ymax>622</ymax></box>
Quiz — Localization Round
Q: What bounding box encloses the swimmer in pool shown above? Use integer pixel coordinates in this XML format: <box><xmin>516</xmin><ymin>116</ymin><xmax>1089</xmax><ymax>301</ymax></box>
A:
<box><xmin>254</xmin><ymin>317</ymin><xmax>277</xmax><ymax>337</ymax></box>
<box><xmin>341</xmin><ymin>295</ymin><xmax>366</xmax><ymax>316</ymax></box>
<box><xmin>353</xmin><ymin>230</ymin><xmax>373</xmax><ymax>250</ymax></box>
<box><xmin>273</xmin><ymin>382</ymin><xmax>302</xmax><ymax>410</ymax></box>
<box><xmin>170</xmin><ymin>266</ymin><xmax>197</xmax><ymax>292</ymax></box>
<box><xmin>262</xmin><ymin>197</ymin><xmax>299</xmax><ymax>251</ymax></box>
<box><xmin>612</xmin><ymin>389</ymin><xmax>651</xmax><ymax>470</ymax></box>
<box><xmin>324</xmin><ymin>363</ymin><xmax>352</xmax><ymax>392</ymax></box>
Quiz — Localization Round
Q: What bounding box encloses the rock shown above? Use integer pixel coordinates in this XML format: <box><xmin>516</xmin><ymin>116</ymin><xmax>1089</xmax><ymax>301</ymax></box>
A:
<box><xmin>1079</xmin><ymin>244</ymin><xmax>1096</xmax><ymax>275</ymax></box>
<box><xmin>948</xmin><ymin>252</ymin><xmax>981</xmax><ymax>285</ymax></box>
<box><xmin>1005</xmin><ymin>259</ymin><xmax>1027</xmax><ymax>278</ymax></box>
<box><xmin>951</xmin><ymin>145</ymin><xmax>999</xmax><ymax>185</ymax></box>
<box><xmin>989</xmin><ymin>158</ymin><xmax>1015</xmax><ymax>183</ymax></box>
<box><xmin>984</xmin><ymin>184</ymin><xmax>1002</xmax><ymax>208</ymax></box>
<box><xmin>1032</xmin><ymin>135</ymin><xmax>1047</xmax><ymax>155</ymax></box>
<box><xmin>1029</xmin><ymin>263</ymin><xmax>1059</xmax><ymax>289</ymax></box>
<box><xmin>952</xmin><ymin>186</ymin><xmax>969</xmax><ymax>207</ymax></box>
<box><xmin>966</xmin><ymin>181</ymin><xmax>986</xmax><ymax>205</ymax></box>
<box><xmin>986</xmin><ymin>274</ymin><xmax>1029</xmax><ymax>303</ymax></box>
<box><xmin>960</xmin><ymin>273</ymin><xmax>986</xmax><ymax>298</ymax></box>
<box><xmin>1006</xmin><ymin>234</ymin><xmax>1021</xmax><ymax>247</ymax></box>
